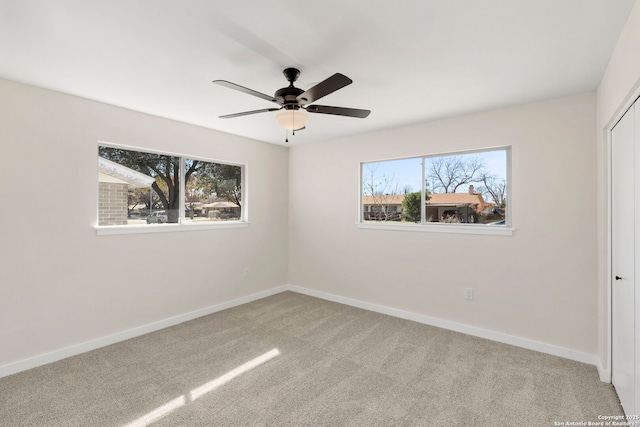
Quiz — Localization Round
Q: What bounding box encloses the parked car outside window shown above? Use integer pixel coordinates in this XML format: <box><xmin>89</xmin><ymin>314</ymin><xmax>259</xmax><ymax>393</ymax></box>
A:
<box><xmin>146</xmin><ymin>211</ymin><xmax>168</xmax><ymax>224</ymax></box>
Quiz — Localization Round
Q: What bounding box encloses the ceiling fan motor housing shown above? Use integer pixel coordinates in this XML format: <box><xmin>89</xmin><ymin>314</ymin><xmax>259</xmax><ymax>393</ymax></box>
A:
<box><xmin>275</xmin><ymin>68</ymin><xmax>305</xmax><ymax>108</ymax></box>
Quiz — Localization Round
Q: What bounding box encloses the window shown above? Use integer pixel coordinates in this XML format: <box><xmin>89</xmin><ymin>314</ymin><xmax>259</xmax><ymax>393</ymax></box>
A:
<box><xmin>97</xmin><ymin>144</ymin><xmax>244</xmax><ymax>231</ymax></box>
<box><xmin>360</xmin><ymin>148</ymin><xmax>510</xmax><ymax>234</ymax></box>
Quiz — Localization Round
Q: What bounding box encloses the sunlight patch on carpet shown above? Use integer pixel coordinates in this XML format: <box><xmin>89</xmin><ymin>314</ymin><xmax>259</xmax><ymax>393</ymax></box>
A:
<box><xmin>123</xmin><ymin>348</ymin><xmax>280</xmax><ymax>427</ymax></box>
<box><xmin>190</xmin><ymin>348</ymin><xmax>280</xmax><ymax>401</ymax></box>
<box><xmin>124</xmin><ymin>396</ymin><xmax>186</xmax><ymax>427</ymax></box>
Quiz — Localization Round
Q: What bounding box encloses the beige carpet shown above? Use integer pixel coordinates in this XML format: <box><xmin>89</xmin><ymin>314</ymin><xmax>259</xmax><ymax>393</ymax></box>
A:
<box><xmin>0</xmin><ymin>291</ymin><xmax>623</xmax><ymax>426</ymax></box>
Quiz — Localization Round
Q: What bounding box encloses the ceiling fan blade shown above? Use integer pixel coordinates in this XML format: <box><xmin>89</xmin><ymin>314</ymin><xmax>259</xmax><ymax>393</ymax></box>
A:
<box><xmin>220</xmin><ymin>108</ymin><xmax>281</xmax><ymax>119</ymax></box>
<box><xmin>297</xmin><ymin>73</ymin><xmax>352</xmax><ymax>105</ymax></box>
<box><xmin>306</xmin><ymin>105</ymin><xmax>371</xmax><ymax>118</ymax></box>
<box><xmin>213</xmin><ymin>80</ymin><xmax>281</xmax><ymax>104</ymax></box>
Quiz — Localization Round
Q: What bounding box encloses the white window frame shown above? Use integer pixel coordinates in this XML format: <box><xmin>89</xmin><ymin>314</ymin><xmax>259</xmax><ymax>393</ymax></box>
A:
<box><xmin>95</xmin><ymin>142</ymin><xmax>248</xmax><ymax>235</ymax></box>
<box><xmin>358</xmin><ymin>146</ymin><xmax>514</xmax><ymax>236</ymax></box>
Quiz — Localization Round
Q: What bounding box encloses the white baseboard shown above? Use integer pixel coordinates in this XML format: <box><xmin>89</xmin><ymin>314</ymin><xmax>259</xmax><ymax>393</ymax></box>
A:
<box><xmin>1</xmin><ymin>283</ymin><xmax>606</xmax><ymax>383</ymax></box>
<box><xmin>286</xmin><ymin>285</ymin><xmax>601</xmax><ymax>370</ymax></box>
<box><xmin>0</xmin><ymin>286</ymin><xmax>288</xmax><ymax>379</ymax></box>
<box><xmin>596</xmin><ymin>360</ymin><xmax>611</xmax><ymax>383</ymax></box>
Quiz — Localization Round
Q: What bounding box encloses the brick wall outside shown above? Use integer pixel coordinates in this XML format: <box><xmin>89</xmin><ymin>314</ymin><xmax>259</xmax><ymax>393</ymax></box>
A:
<box><xmin>98</xmin><ymin>182</ymin><xmax>129</xmax><ymax>226</ymax></box>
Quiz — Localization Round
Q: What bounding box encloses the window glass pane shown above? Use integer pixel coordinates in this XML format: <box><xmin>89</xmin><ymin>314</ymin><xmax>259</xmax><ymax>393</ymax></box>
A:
<box><xmin>424</xmin><ymin>150</ymin><xmax>507</xmax><ymax>225</ymax></box>
<box><xmin>184</xmin><ymin>159</ymin><xmax>242</xmax><ymax>223</ymax></box>
<box><xmin>362</xmin><ymin>157</ymin><xmax>422</xmax><ymax>222</ymax></box>
<box><xmin>98</xmin><ymin>146</ymin><xmax>180</xmax><ymax>225</ymax></box>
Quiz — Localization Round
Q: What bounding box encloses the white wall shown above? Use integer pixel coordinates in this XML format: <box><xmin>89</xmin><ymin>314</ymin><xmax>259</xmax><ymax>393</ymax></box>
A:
<box><xmin>0</xmin><ymin>79</ymin><xmax>289</xmax><ymax>369</ymax></box>
<box><xmin>596</xmin><ymin>0</ymin><xmax>640</xmax><ymax>377</ymax></box>
<box><xmin>289</xmin><ymin>92</ymin><xmax>598</xmax><ymax>356</ymax></box>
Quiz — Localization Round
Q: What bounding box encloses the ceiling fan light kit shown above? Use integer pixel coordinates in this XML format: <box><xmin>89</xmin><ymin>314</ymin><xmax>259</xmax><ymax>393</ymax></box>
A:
<box><xmin>213</xmin><ymin>67</ymin><xmax>370</xmax><ymax>138</ymax></box>
<box><xmin>275</xmin><ymin>109</ymin><xmax>308</xmax><ymax>131</ymax></box>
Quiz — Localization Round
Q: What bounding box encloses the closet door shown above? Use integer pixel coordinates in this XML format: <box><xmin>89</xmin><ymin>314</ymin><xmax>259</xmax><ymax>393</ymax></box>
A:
<box><xmin>612</xmin><ymin>103</ymin><xmax>636</xmax><ymax>415</ymax></box>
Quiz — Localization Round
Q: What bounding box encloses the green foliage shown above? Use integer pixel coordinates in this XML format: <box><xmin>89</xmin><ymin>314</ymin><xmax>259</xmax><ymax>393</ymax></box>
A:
<box><xmin>196</xmin><ymin>162</ymin><xmax>242</xmax><ymax>207</ymax></box>
<box><xmin>402</xmin><ymin>192</ymin><xmax>422</xmax><ymax>222</ymax></box>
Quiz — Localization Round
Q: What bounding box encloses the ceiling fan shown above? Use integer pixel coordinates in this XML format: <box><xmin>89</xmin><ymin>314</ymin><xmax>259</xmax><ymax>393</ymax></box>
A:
<box><xmin>213</xmin><ymin>68</ymin><xmax>371</xmax><ymax>134</ymax></box>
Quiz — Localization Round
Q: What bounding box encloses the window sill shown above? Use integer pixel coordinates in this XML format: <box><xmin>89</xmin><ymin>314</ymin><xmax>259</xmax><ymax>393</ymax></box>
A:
<box><xmin>95</xmin><ymin>221</ymin><xmax>249</xmax><ymax>236</ymax></box>
<box><xmin>357</xmin><ymin>222</ymin><xmax>514</xmax><ymax>236</ymax></box>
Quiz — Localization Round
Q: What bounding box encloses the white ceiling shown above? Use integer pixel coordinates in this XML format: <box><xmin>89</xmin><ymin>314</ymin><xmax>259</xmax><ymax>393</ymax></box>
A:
<box><xmin>0</xmin><ymin>0</ymin><xmax>635</xmax><ymax>146</ymax></box>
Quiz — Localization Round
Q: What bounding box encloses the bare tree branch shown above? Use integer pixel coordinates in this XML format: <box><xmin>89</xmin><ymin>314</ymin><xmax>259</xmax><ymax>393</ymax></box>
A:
<box><xmin>426</xmin><ymin>155</ymin><xmax>486</xmax><ymax>193</ymax></box>
<box><xmin>362</xmin><ymin>164</ymin><xmax>402</xmax><ymax>221</ymax></box>
<box><xmin>478</xmin><ymin>173</ymin><xmax>507</xmax><ymax>207</ymax></box>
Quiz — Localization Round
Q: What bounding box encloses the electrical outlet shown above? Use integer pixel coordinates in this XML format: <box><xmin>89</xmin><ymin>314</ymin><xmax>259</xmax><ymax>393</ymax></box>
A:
<box><xmin>243</xmin><ymin>267</ymin><xmax>250</xmax><ymax>278</ymax></box>
<box><xmin>464</xmin><ymin>288</ymin><xmax>474</xmax><ymax>300</ymax></box>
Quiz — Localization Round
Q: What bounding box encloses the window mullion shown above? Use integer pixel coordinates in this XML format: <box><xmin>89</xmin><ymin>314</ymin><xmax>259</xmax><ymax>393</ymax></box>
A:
<box><xmin>179</xmin><ymin>156</ymin><xmax>186</xmax><ymax>224</ymax></box>
<box><xmin>421</xmin><ymin>157</ymin><xmax>426</xmax><ymax>224</ymax></box>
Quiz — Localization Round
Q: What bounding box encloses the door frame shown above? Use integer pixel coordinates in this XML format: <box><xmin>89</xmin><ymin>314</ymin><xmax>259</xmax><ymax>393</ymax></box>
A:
<box><xmin>607</xmin><ymin>87</ymin><xmax>640</xmax><ymax>385</ymax></box>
